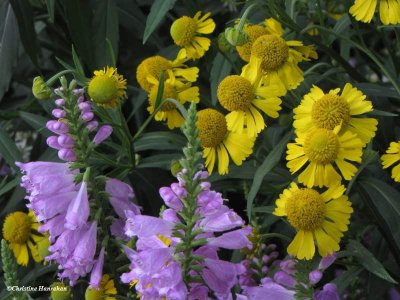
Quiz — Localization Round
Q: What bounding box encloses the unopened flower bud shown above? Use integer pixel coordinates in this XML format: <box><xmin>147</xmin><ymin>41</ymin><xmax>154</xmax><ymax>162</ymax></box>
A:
<box><xmin>52</xmin><ymin>109</ymin><xmax>66</xmax><ymax>118</ymax></box>
<box><xmin>218</xmin><ymin>32</ymin><xmax>232</xmax><ymax>53</ymax></box>
<box><xmin>93</xmin><ymin>125</ymin><xmax>113</xmax><ymax>145</ymax></box>
<box><xmin>274</xmin><ymin>271</ymin><xmax>297</xmax><ymax>288</ymax></box>
<box><xmin>86</xmin><ymin>121</ymin><xmax>98</xmax><ymax>132</ymax></box>
<box><xmin>309</xmin><ymin>270</ymin><xmax>323</xmax><ymax>285</ymax></box>
<box><xmin>170</xmin><ymin>160</ymin><xmax>183</xmax><ymax>177</ymax></box>
<box><xmin>319</xmin><ymin>253</ymin><xmax>337</xmax><ymax>270</ymax></box>
<box><xmin>58</xmin><ymin>134</ymin><xmax>74</xmax><ymax>148</ymax></box>
<box><xmin>32</xmin><ymin>76</ymin><xmax>52</xmax><ymax>100</ymax></box>
<box><xmin>47</xmin><ymin>136</ymin><xmax>62</xmax><ymax>150</ymax></box>
<box><xmin>224</xmin><ymin>27</ymin><xmax>249</xmax><ymax>46</ymax></box>
<box><xmin>78</xmin><ymin>102</ymin><xmax>91</xmax><ymax>112</ymax></box>
<box><xmin>81</xmin><ymin>112</ymin><xmax>94</xmax><ymax>122</ymax></box>
<box><xmin>55</xmin><ymin>98</ymin><xmax>65</xmax><ymax>106</ymax></box>
<box><xmin>46</xmin><ymin>120</ymin><xmax>69</xmax><ymax>134</ymax></box>
<box><xmin>58</xmin><ymin>148</ymin><xmax>77</xmax><ymax>162</ymax></box>
<box><xmin>50</xmin><ymin>282</ymin><xmax>72</xmax><ymax>300</ymax></box>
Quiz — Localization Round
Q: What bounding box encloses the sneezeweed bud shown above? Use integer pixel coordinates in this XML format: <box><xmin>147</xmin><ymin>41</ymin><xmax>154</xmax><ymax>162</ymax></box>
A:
<box><xmin>37</xmin><ymin>238</ymin><xmax>50</xmax><ymax>260</ymax></box>
<box><xmin>224</xmin><ymin>26</ymin><xmax>249</xmax><ymax>46</ymax></box>
<box><xmin>32</xmin><ymin>76</ymin><xmax>53</xmax><ymax>100</ymax></box>
<box><xmin>218</xmin><ymin>32</ymin><xmax>232</xmax><ymax>53</ymax></box>
<box><xmin>50</xmin><ymin>282</ymin><xmax>72</xmax><ymax>300</ymax></box>
<box><xmin>170</xmin><ymin>159</ymin><xmax>183</xmax><ymax>177</ymax></box>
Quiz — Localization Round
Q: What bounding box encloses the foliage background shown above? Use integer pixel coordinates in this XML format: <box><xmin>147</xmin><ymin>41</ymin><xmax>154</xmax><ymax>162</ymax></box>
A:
<box><xmin>0</xmin><ymin>0</ymin><xmax>399</xmax><ymax>299</ymax></box>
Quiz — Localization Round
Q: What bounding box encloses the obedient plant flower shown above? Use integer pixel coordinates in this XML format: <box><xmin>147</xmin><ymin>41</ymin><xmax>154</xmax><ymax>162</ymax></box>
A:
<box><xmin>170</xmin><ymin>11</ymin><xmax>216</xmax><ymax>59</ymax></box>
<box><xmin>93</xmin><ymin>125</ymin><xmax>113</xmax><ymax>145</ymax></box>
<box><xmin>121</xmin><ymin>103</ymin><xmax>252</xmax><ymax>299</ymax></box>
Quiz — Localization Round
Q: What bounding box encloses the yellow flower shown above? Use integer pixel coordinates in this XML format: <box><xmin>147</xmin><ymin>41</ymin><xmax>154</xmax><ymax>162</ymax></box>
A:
<box><xmin>85</xmin><ymin>274</ymin><xmax>117</xmax><ymax>300</ymax></box>
<box><xmin>217</xmin><ymin>63</ymin><xmax>284</xmax><ymax>137</ymax></box>
<box><xmin>2</xmin><ymin>210</ymin><xmax>49</xmax><ymax>266</ymax></box>
<box><xmin>236</xmin><ymin>24</ymin><xmax>270</xmax><ymax>62</ymax></box>
<box><xmin>197</xmin><ymin>108</ymin><xmax>255</xmax><ymax>175</ymax></box>
<box><xmin>88</xmin><ymin>67</ymin><xmax>127</xmax><ymax>108</ymax></box>
<box><xmin>170</xmin><ymin>12</ymin><xmax>215</xmax><ymax>60</ymax></box>
<box><xmin>382</xmin><ymin>141</ymin><xmax>400</xmax><ymax>182</ymax></box>
<box><xmin>349</xmin><ymin>0</ymin><xmax>400</xmax><ymax>25</ymax></box>
<box><xmin>51</xmin><ymin>282</ymin><xmax>72</xmax><ymax>300</ymax></box>
<box><xmin>273</xmin><ymin>182</ymin><xmax>353</xmax><ymax>260</ymax></box>
<box><xmin>286</xmin><ymin>126</ymin><xmax>363</xmax><ymax>187</ymax></box>
<box><xmin>244</xmin><ymin>19</ymin><xmax>317</xmax><ymax>92</ymax></box>
<box><xmin>147</xmin><ymin>74</ymin><xmax>199</xmax><ymax>129</ymax></box>
<box><xmin>136</xmin><ymin>52</ymin><xmax>199</xmax><ymax>93</ymax></box>
<box><xmin>293</xmin><ymin>83</ymin><xmax>378</xmax><ymax>146</ymax></box>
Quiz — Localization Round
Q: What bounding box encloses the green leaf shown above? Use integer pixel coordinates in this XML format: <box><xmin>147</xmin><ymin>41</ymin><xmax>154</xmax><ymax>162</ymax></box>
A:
<box><xmin>45</xmin><ymin>0</ymin><xmax>55</xmax><ymax>23</ymax></box>
<box><xmin>19</xmin><ymin>111</ymin><xmax>52</xmax><ymax>137</ymax></box>
<box><xmin>354</xmin><ymin>83</ymin><xmax>400</xmax><ymax>99</ymax></box>
<box><xmin>328</xmin><ymin>14</ymin><xmax>351</xmax><ymax>45</ymax></box>
<box><xmin>142</xmin><ymin>0</ymin><xmax>176</xmax><ymax>44</ymax></box>
<box><xmin>357</xmin><ymin>177</ymin><xmax>400</xmax><ymax>262</ymax></box>
<box><xmin>252</xmin><ymin>206</ymin><xmax>275</xmax><ymax>214</ymax></box>
<box><xmin>246</xmin><ymin>129</ymin><xmax>293</xmax><ymax>220</ymax></box>
<box><xmin>0</xmin><ymin>4</ymin><xmax>19</xmax><ymax>101</ymax></box>
<box><xmin>369</xmin><ymin>109</ymin><xmax>398</xmax><ymax>117</ymax></box>
<box><xmin>347</xmin><ymin>240</ymin><xmax>397</xmax><ymax>284</ymax></box>
<box><xmin>154</xmin><ymin>72</ymin><xmax>165</xmax><ymax>110</ymax></box>
<box><xmin>137</xmin><ymin>153</ymin><xmax>181</xmax><ymax>169</ymax></box>
<box><xmin>92</xmin><ymin>0</ymin><xmax>119</xmax><ymax>68</ymax></box>
<box><xmin>9</xmin><ymin>0</ymin><xmax>40</xmax><ymax>68</ymax></box>
<box><xmin>134</xmin><ymin>131</ymin><xmax>186</xmax><ymax>152</ymax></box>
<box><xmin>0</xmin><ymin>176</ymin><xmax>19</xmax><ymax>198</ymax></box>
<box><xmin>0</xmin><ymin>127</ymin><xmax>22</xmax><ymax>170</ymax></box>
<box><xmin>210</xmin><ymin>53</ymin><xmax>232</xmax><ymax>106</ymax></box>
<box><xmin>333</xmin><ymin>266</ymin><xmax>363</xmax><ymax>293</ymax></box>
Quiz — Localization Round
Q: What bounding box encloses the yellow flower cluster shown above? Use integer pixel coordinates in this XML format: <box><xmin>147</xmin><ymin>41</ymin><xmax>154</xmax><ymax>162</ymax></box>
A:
<box><xmin>349</xmin><ymin>0</ymin><xmax>400</xmax><ymax>25</ymax></box>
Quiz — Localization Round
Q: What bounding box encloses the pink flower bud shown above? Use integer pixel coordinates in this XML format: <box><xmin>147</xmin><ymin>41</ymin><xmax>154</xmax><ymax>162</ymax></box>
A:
<box><xmin>93</xmin><ymin>125</ymin><xmax>113</xmax><ymax>145</ymax></box>
<box><xmin>319</xmin><ymin>253</ymin><xmax>337</xmax><ymax>270</ymax></box>
<box><xmin>54</xmin><ymin>98</ymin><xmax>65</xmax><ymax>106</ymax></box>
<box><xmin>46</xmin><ymin>120</ymin><xmax>69</xmax><ymax>134</ymax></box>
<box><xmin>52</xmin><ymin>109</ymin><xmax>66</xmax><ymax>118</ymax></box>
<box><xmin>57</xmin><ymin>134</ymin><xmax>74</xmax><ymax>148</ymax></box>
<box><xmin>274</xmin><ymin>271</ymin><xmax>297</xmax><ymax>288</ymax></box>
<box><xmin>78</xmin><ymin>102</ymin><xmax>91</xmax><ymax>112</ymax></box>
<box><xmin>309</xmin><ymin>270</ymin><xmax>323</xmax><ymax>285</ymax></box>
<box><xmin>58</xmin><ymin>148</ymin><xmax>76</xmax><ymax>162</ymax></box>
<box><xmin>47</xmin><ymin>136</ymin><xmax>62</xmax><ymax>150</ymax></box>
<box><xmin>81</xmin><ymin>112</ymin><xmax>94</xmax><ymax>122</ymax></box>
<box><xmin>86</xmin><ymin>121</ymin><xmax>98</xmax><ymax>132</ymax></box>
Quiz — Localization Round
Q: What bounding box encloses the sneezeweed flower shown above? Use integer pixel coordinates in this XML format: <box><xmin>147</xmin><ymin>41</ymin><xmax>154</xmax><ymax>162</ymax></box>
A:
<box><xmin>32</xmin><ymin>76</ymin><xmax>52</xmax><ymax>100</ymax></box>
<box><xmin>236</xmin><ymin>24</ymin><xmax>270</xmax><ymax>62</ymax></box>
<box><xmin>2</xmin><ymin>210</ymin><xmax>48</xmax><ymax>266</ymax></box>
<box><xmin>245</xmin><ymin>19</ymin><xmax>317</xmax><ymax>92</ymax></box>
<box><xmin>286</xmin><ymin>125</ymin><xmax>363</xmax><ymax>187</ymax></box>
<box><xmin>88</xmin><ymin>67</ymin><xmax>127</xmax><ymax>108</ymax></box>
<box><xmin>170</xmin><ymin>11</ymin><xmax>216</xmax><ymax>59</ymax></box>
<box><xmin>273</xmin><ymin>183</ymin><xmax>353</xmax><ymax>260</ymax></box>
<box><xmin>85</xmin><ymin>274</ymin><xmax>117</xmax><ymax>300</ymax></box>
<box><xmin>50</xmin><ymin>282</ymin><xmax>72</xmax><ymax>300</ymax></box>
<box><xmin>136</xmin><ymin>53</ymin><xmax>199</xmax><ymax>92</ymax></box>
<box><xmin>217</xmin><ymin>63</ymin><xmax>284</xmax><ymax>137</ymax></box>
<box><xmin>293</xmin><ymin>84</ymin><xmax>378</xmax><ymax>146</ymax></box>
<box><xmin>349</xmin><ymin>0</ymin><xmax>400</xmax><ymax>25</ymax></box>
<box><xmin>197</xmin><ymin>108</ymin><xmax>255</xmax><ymax>174</ymax></box>
<box><xmin>147</xmin><ymin>75</ymin><xmax>199</xmax><ymax>129</ymax></box>
<box><xmin>381</xmin><ymin>141</ymin><xmax>400</xmax><ymax>182</ymax></box>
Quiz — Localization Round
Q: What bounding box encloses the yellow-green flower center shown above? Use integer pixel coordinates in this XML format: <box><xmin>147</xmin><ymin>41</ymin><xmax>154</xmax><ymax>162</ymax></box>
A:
<box><xmin>136</xmin><ymin>56</ymin><xmax>172</xmax><ymax>92</ymax></box>
<box><xmin>251</xmin><ymin>35</ymin><xmax>289</xmax><ymax>71</ymax></box>
<box><xmin>217</xmin><ymin>75</ymin><xmax>253</xmax><ymax>111</ymax></box>
<box><xmin>2</xmin><ymin>212</ymin><xmax>31</xmax><ymax>244</ymax></box>
<box><xmin>304</xmin><ymin>129</ymin><xmax>340</xmax><ymax>164</ymax></box>
<box><xmin>236</xmin><ymin>25</ymin><xmax>270</xmax><ymax>62</ymax></box>
<box><xmin>88</xmin><ymin>75</ymin><xmax>118</xmax><ymax>104</ymax></box>
<box><xmin>197</xmin><ymin>109</ymin><xmax>227</xmax><ymax>148</ymax></box>
<box><xmin>85</xmin><ymin>287</ymin><xmax>104</xmax><ymax>300</ymax></box>
<box><xmin>51</xmin><ymin>282</ymin><xmax>72</xmax><ymax>300</ymax></box>
<box><xmin>170</xmin><ymin>16</ymin><xmax>197</xmax><ymax>47</ymax></box>
<box><xmin>149</xmin><ymin>83</ymin><xmax>178</xmax><ymax>112</ymax></box>
<box><xmin>312</xmin><ymin>94</ymin><xmax>350</xmax><ymax>130</ymax></box>
<box><xmin>286</xmin><ymin>188</ymin><xmax>325</xmax><ymax>231</ymax></box>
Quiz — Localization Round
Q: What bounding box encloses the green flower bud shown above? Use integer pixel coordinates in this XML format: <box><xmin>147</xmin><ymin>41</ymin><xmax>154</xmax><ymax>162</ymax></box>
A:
<box><xmin>32</xmin><ymin>76</ymin><xmax>52</xmax><ymax>100</ymax></box>
<box><xmin>50</xmin><ymin>282</ymin><xmax>72</xmax><ymax>300</ymax></box>
<box><xmin>224</xmin><ymin>27</ymin><xmax>250</xmax><ymax>46</ymax></box>
<box><xmin>170</xmin><ymin>159</ymin><xmax>183</xmax><ymax>177</ymax></box>
<box><xmin>217</xmin><ymin>33</ymin><xmax>232</xmax><ymax>53</ymax></box>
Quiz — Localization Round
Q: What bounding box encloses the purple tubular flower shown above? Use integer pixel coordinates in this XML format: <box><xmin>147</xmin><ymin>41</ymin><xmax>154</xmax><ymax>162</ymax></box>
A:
<box><xmin>200</xmin><ymin>207</ymin><xmax>245</xmax><ymax>232</ymax></box>
<box><xmin>314</xmin><ymin>283</ymin><xmax>340</xmax><ymax>300</ymax></box>
<box><xmin>202</xmin><ymin>258</ymin><xmax>244</xmax><ymax>297</ymax></box>
<box><xmin>78</xmin><ymin>102</ymin><xmax>91</xmax><ymax>112</ymax></box>
<box><xmin>160</xmin><ymin>187</ymin><xmax>183</xmax><ymax>210</ymax></box>
<box><xmin>65</xmin><ymin>181</ymin><xmax>90</xmax><ymax>230</ymax></box>
<box><xmin>52</xmin><ymin>108</ymin><xmax>66</xmax><ymax>118</ymax></box>
<box><xmin>124</xmin><ymin>214</ymin><xmax>174</xmax><ymax>238</ymax></box>
<box><xmin>55</xmin><ymin>98</ymin><xmax>65</xmax><ymax>106</ymax></box>
<box><xmin>58</xmin><ymin>148</ymin><xmax>77</xmax><ymax>162</ymax></box>
<box><xmin>46</xmin><ymin>120</ymin><xmax>69</xmax><ymax>134</ymax></box>
<box><xmin>47</xmin><ymin>136</ymin><xmax>62</xmax><ymax>150</ymax></box>
<box><xmin>309</xmin><ymin>270</ymin><xmax>323</xmax><ymax>285</ymax></box>
<box><xmin>111</xmin><ymin>219</ymin><xmax>129</xmax><ymax>241</ymax></box>
<box><xmin>86</xmin><ymin>121</ymin><xmax>98</xmax><ymax>132</ymax></box>
<box><xmin>274</xmin><ymin>271</ymin><xmax>297</xmax><ymax>288</ymax></box>
<box><xmin>319</xmin><ymin>253</ymin><xmax>337</xmax><ymax>270</ymax></box>
<box><xmin>197</xmin><ymin>190</ymin><xmax>223</xmax><ymax>216</ymax></box>
<box><xmin>280</xmin><ymin>259</ymin><xmax>296</xmax><ymax>275</ymax></box>
<box><xmin>38</xmin><ymin>214</ymin><xmax>66</xmax><ymax>242</ymax></box>
<box><xmin>106</xmin><ymin>178</ymin><xmax>140</xmax><ymax>218</ymax></box>
<box><xmin>207</xmin><ymin>226</ymin><xmax>252</xmax><ymax>250</ymax></box>
<box><xmin>245</xmin><ymin>282</ymin><xmax>295</xmax><ymax>300</ymax></box>
<box><xmin>81</xmin><ymin>112</ymin><xmax>94</xmax><ymax>122</ymax></box>
<box><xmin>162</xmin><ymin>209</ymin><xmax>180</xmax><ymax>223</ymax></box>
<box><xmin>90</xmin><ymin>247</ymin><xmax>105</xmax><ymax>289</ymax></box>
<box><xmin>93</xmin><ymin>125</ymin><xmax>113</xmax><ymax>145</ymax></box>
<box><xmin>57</xmin><ymin>134</ymin><xmax>74</xmax><ymax>148</ymax></box>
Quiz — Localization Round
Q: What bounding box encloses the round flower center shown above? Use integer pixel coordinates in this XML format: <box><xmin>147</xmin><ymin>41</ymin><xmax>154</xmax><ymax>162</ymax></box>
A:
<box><xmin>236</xmin><ymin>25</ymin><xmax>270</xmax><ymax>62</ymax></box>
<box><xmin>312</xmin><ymin>94</ymin><xmax>350</xmax><ymax>130</ymax></box>
<box><xmin>3</xmin><ymin>212</ymin><xmax>32</xmax><ymax>244</ymax></box>
<box><xmin>136</xmin><ymin>56</ymin><xmax>172</xmax><ymax>92</ymax></box>
<box><xmin>304</xmin><ymin>129</ymin><xmax>340</xmax><ymax>164</ymax></box>
<box><xmin>251</xmin><ymin>35</ymin><xmax>289</xmax><ymax>71</ymax></box>
<box><xmin>51</xmin><ymin>282</ymin><xmax>72</xmax><ymax>300</ymax></box>
<box><xmin>197</xmin><ymin>109</ymin><xmax>227</xmax><ymax>148</ymax></box>
<box><xmin>286</xmin><ymin>188</ymin><xmax>325</xmax><ymax>231</ymax></box>
<box><xmin>170</xmin><ymin>16</ymin><xmax>197</xmax><ymax>47</ymax></box>
<box><xmin>149</xmin><ymin>83</ymin><xmax>178</xmax><ymax>112</ymax></box>
<box><xmin>217</xmin><ymin>75</ymin><xmax>253</xmax><ymax>111</ymax></box>
<box><xmin>85</xmin><ymin>287</ymin><xmax>104</xmax><ymax>300</ymax></box>
<box><xmin>88</xmin><ymin>75</ymin><xmax>118</xmax><ymax>104</ymax></box>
